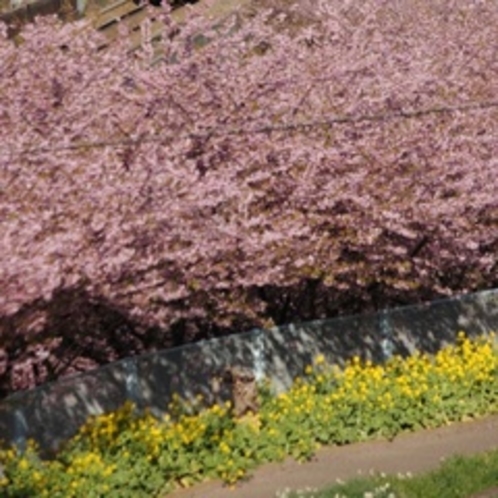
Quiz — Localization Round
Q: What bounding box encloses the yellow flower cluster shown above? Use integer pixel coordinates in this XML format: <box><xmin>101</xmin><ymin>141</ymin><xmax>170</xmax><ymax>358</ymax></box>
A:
<box><xmin>435</xmin><ymin>331</ymin><xmax>496</xmax><ymax>383</ymax></box>
<box><xmin>75</xmin><ymin>399</ymin><xmax>135</xmax><ymax>448</ymax></box>
<box><xmin>259</xmin><ymin>332</ymin><xmax>498</xmax><ymax>449</ymax></box>
<box><xmin>0</xmin><ymin>332</ymin><xmax>496</xmax><ymax>497</ymax></box>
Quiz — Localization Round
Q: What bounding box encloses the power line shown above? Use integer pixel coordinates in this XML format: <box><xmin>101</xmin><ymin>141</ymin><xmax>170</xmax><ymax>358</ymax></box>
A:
<box><xmin>5</xmin><ymin>97</ymin><xmax>498</xmax><ymax>158</ymax></box>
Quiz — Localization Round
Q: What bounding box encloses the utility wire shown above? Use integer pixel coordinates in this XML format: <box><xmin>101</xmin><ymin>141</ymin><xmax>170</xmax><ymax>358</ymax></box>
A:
<box><xmin>5</xmin><ymin>97</ymin><xmax>498</xmax><ymax>157</ymax></box>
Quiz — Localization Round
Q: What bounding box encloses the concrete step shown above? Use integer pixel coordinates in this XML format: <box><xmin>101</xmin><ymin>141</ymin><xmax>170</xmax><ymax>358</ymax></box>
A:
<box><xmin>94</xmin><ymin>0</ymin><xmax>143</xmax><ymax>29</ymax></box>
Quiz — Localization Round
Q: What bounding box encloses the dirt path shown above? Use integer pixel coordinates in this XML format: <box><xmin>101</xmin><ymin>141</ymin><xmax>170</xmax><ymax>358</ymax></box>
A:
<box><xmin>169</xmin><ymin>415</ymin><xmax>498</xmax><ymax>498</ymax></box>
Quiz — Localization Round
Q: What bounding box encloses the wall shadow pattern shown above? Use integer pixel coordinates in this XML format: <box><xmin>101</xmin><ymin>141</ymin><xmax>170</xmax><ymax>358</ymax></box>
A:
<box><xmin>0</xmin><ymin>288</ymin><xmax>497</xmax><ymax>453</ymax></box>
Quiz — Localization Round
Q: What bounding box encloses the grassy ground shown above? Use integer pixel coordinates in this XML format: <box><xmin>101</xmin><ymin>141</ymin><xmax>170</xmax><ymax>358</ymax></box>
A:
<box><xmin>282</xmin><ymin>448</ymin><xmax>498</xmax><ymax>498</ymax></box>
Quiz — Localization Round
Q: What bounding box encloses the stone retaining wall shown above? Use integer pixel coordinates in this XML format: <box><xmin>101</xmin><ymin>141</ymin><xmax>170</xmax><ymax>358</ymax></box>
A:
<box><xmin>0</xmin><ymin>0</ymin><xmax>79</xmax><ymax>38</ymax></box>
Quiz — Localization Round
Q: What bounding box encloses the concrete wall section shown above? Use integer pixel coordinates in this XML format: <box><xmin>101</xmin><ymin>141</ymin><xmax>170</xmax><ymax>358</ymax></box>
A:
<box><xmin>0</xmin><ymin>288</ymin><xmax>497</xmax><ymax>453</ymax></box>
